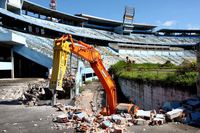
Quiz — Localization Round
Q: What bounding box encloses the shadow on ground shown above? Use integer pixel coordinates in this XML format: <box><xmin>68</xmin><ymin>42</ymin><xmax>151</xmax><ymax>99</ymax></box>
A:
<box><xmin>0</xmin><ymin>100</ymin><xmax>22</xmax><ymax>105</ymax></box>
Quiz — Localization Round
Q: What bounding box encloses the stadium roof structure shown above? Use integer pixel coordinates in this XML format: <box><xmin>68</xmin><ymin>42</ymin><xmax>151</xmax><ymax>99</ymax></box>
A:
<box><xmin>76</xmin><ymin>14</ymin><xmax>157</xmax><ymax>30</ymax></box>
<box><xmin>157</xmin><ymin>29</ymin><xmax>200</xmax><ymax>34</ymax></box>
<box><xmin>22</xmin><ymin>0</ymin><xmax>87</xmax><ymax>23</ymax></box>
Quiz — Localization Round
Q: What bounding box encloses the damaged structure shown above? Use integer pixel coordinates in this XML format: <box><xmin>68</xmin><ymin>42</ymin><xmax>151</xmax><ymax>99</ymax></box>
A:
<box><xmin>0</xmin><ymin>0</ymin><xmax>200</xmax><ymax>132</ymax></box>
<box><xmin>0</xmin><ymin>0</ymin><xmax>199</xmax><ymax>103</ymax></box>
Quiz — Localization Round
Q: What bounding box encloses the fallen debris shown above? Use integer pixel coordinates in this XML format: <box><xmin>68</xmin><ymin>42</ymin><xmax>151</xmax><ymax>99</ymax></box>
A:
<box><xmin>136</xmin><ymin>110</ymin><xmax>151</xmax><ymax>118</ymax></box>
<box><xmin>134</xmin><ymin>118</ymin><xmax>147</xmax><ymax>125</ymax></box>
<box><xmin>33</xmin><ymin>123</ymin><xmax>38</xmax><ymax>127</ymax></box>
<box><xmin>56</xmin><ymin>114</ymin><xmax>68</xmax><ymax>123</ymax></box>
<box><xmin>166</xmin><ymin>108</ymin><xmax>184</xmax><ymax>120</ymax></box>
<box><xmin>152</xmin><ymin>114</ymin><xmax>166</xmax><ymax>125</ymax></box>
<box><xmin>19</xmin><ymin>80</ymin><xmax>50</xmax><ymax>106</ymax></box>
<box><xmin>51</xmin><ymin>82</ymin><xmax>200</xmax><ymax>131</ymax></box>
<box><xmin>112</xmin><ymin>114</ymin><xmax>125</xmax><ymax>125</ymax></box>
<box><xmin>1</xmin><ymin>130</ymin><xmax>7</xmax><ymax>133</ymax></box>
<box><xmin>53</xmin><ymin>103</ymin><xmax>137</xmax><ymax>132</ymax></box>
<box><xmin>101</xmin><ymin>120</ymin><xmax>112</xmax><ymax>129</ymax></box>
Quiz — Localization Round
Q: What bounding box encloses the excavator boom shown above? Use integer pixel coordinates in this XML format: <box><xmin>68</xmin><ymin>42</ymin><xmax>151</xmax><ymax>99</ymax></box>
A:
<box><xmin>50</xmin><ymin>35</ymin><xmax>139</xmax><ymax>115</ymax></box>
<box><xmin>50</xmin><ymin>35</ymin><xmax>117</xmax><ymax>114</ymax></box>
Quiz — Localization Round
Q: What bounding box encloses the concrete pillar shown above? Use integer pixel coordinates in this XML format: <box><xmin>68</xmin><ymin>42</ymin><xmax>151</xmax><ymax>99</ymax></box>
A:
<box><xmin>11</xmin><ymin>48</ymin><xmax>14</xmax><ymax>78</ymax></box>
<box><xmin>69</xmin><ymin>53</ymin><xmax>72</xmax><ymax>74</ymax></box>
<box><xmin>70</xmin><ymin>87</ymin><xmax>74</xmax><ymax>99</ymax></box>
<box><xmin>75</xmin><ymin>59</ymin><xmax>80</xmax><ymax>95</ymax></box>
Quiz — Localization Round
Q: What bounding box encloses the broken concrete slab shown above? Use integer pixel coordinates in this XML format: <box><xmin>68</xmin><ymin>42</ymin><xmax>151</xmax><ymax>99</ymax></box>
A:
<box><xmin>101</xmin><ymin>120</ymin><xmax>112</xmax><ymax>129</ymax></box>
<box><xmin>112</xmin><ymin>114</ymin><xmax>125</xmax><ymax>125</ymax></box>
<box><xmin>113</xmin><ymin>125</ymin><xmax>123</xmax><ymax>133</ymax></box>
<box><xmin>75</xmin><ymin>112</ymin><xmax>87</xmax><ymax>119</ymax></box>
<box><xmin>166</xmin><ymin>108</ymin><xmax>184</xmax><ymax>120</ymax></box>
<box><xmin>56</xmin><ymin>114</ymin><xmax>68</xmax><ymax>123</ymax></box>
<box><xmin>134</xmin><ymin>118</ymin><xmax>147</xmax><ymax>125</ymax></box>
<box><xmin>153</xmin><ymin>114</ymin><xmax>165</xmax><ymax>124</ymax></box>
<box><xmin>136</xmin><ymin>110</ymin><xmax>151</xmax><ymax>118</ymax></box>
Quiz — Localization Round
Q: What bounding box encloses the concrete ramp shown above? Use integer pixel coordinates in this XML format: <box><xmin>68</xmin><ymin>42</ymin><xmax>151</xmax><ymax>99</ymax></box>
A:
<box><xmin>13</xmin><ymin>46</ymin><xmax>52</xmax><ymax>69</ymax></box>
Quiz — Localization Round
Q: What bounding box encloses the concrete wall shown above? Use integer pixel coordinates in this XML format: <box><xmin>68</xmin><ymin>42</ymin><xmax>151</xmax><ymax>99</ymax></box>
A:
<box><xmin>118</xmin><ymin>78</ymin><xmax>196</xmax><ymax>110</ymax></box>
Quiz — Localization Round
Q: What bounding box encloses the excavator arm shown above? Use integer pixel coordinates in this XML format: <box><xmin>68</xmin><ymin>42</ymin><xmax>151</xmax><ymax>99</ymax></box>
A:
<box><xmin>50</xmin><ymin>35</ymin><xmax>117</xmax><ymax>114</ymax></box>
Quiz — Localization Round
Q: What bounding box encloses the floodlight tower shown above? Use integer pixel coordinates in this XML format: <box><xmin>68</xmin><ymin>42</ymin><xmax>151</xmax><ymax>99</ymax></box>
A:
<box><xmin>50</xmin><ymin>0</ymin><xmax>56</xmax><ymax>10</ymax></box>
<box><xmin>122</xmin><ymin>6</ymin><xmax>135</xmax><ymax>35</ymax></box>
<box><xmin>123</xmin><ymin>6</ymin><xmax>135</xmax><ymax>24</ymax></box>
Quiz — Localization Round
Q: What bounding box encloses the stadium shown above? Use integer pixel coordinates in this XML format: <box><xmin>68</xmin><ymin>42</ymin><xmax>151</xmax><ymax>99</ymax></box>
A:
<box><xmin>0</xmin><ymin>0</ymin><xmax>199</xmax><ymax>79</ymax></box>
<box><xmin>0</xmin><ymin>0</ymin><xmax>200</xmax><ymax>131</ymax></box>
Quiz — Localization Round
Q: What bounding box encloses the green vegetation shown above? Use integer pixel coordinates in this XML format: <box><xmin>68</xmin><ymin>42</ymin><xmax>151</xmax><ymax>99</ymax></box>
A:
<box><xmin>109</xmin><ymin>60</ymin><xmax>198</xmax><ymax>87</ymax></box>
<box><xmin>85</xmin><ymin>80</ymin><xmax>93</xmax><ymax>84</ymax></box>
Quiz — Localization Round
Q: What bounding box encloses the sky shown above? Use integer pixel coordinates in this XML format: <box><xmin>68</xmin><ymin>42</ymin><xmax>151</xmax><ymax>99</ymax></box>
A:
<box><xmin>29</xmin><ymin>0</ymin><xmax>200</xmax><ymax>30</ymax></box>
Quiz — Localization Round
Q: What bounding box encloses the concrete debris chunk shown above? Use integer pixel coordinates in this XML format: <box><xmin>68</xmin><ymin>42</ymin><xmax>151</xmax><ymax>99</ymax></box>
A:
<box><xmin>65</xmin><ymin>105</ymin><xmax>76</xmax><ymax>110</ymax></box>
<box><xmin>78</xmin><ymin>125</ymin><xmax>89</xmax><ymax>132</ymax></box>
<box><xmin>101</xmin><ymin>120</ymin><xmax>112</xmax><ymax>129</ymax></box>
<box><xmin>152</xmin><ymin>114</ymin><xmax>166</xmax><ymax>125</ymax></box>
<box><xmin>20</xmin><ymin>80</ymin><xmax>49</xmax><ymax>106</ymax></box>
<box><xmin>55</xmin><ymin>103</ymin><xmax>65</xmax><ymax>111</ymax></box>
<box><xmin>136</xmin><ymin>110</ymin><xmax>151</xmax><ymax>118</ymax></box>
<box><xmin>113</xmin><ymin>126</ymin><xmax>123</xmax><ymax>133</ymax></box>
<box><xmin>74</xmin><ymin>112</ymin><xmax>87</xmax><ymax>120</ymax></box>
<box><xmin>112</xmin><ymin>114</ymin><xmax>125</xmax><ymax>125</ymax></box>
<box><xmin>34</xmin><ymin>123</ymin><xmax>38</xmax><ymax>127</ymax></box>
<box><xmin>12</xmin><ymin>123</ymin><xmax>18</xmax><ymax>126</ymax></box>
<box><xmin>56</xmin><ymin>114</ymin><xmax>68</xmax><ymax>123</ymax></box>
<box><xmin>134</xmin><ymin>118</ymin><xmax>147</xmax><ymax>125</ymax></box>
<box><xmin>166</xmin><ymin>108</ymin><xmax>184</xmax><ymax>120</ymax></box>
<box><xmin>128</xmin><ymin>122</ymin><xmax>133</xmax><ymax>127</ymax></box>
<box><xmin>122</xmin><ymin>113</ymin><xmax>132</xmax><ymax>121</ymax></box>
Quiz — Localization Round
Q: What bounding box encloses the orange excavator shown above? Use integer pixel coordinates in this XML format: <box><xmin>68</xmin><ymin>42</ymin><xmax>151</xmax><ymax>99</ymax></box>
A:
<box><xmin>49</xmin><ymin>34</ymin><xmax>138</xmax><ymax>115</ymax></box>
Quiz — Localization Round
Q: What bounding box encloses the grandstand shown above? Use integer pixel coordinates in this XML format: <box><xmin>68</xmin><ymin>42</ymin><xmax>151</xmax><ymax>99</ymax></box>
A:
<box><xmin>0</xmin><ymin>0</ymin><xmax>200</xmax><ymax>83</ymax></box>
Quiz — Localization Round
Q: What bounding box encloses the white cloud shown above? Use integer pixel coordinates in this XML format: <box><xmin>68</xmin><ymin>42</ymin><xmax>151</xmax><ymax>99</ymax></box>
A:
<box><xmin>162</xmin><ymin>20</ymin><xmax>177</xmax><ymax>27</ymax></box>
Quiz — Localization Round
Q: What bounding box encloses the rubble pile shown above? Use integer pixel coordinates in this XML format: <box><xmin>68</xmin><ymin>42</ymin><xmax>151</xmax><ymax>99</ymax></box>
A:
<box><xmin>19</xmin><ymin>80</ymin><xmax>50</xmax><ymax>106</ymax></box>
<box><xmin>52</xmin><ymin>97</ymin><xmax>200</xmax><ymax>132</ymax></box>
<box><xmin>158</xmin><ymin>97</ymin><xmax>200</xmax><ymax>127</ymax></box>
<box><xmin>52</xmin><ymin>104</ymin><xmax>167</xmax><ymax>132</ymax></box>
<box><xmin>53</xmin><ymin>104</ymin><xmax>133</xmax><ymax>132</ymax></box>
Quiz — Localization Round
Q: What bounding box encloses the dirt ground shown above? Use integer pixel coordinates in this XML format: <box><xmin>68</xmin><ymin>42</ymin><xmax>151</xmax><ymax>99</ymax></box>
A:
<box><xmin>0</xmin><ymin>79</ymin><xmax>199</xmax><ymax>133</ymax></box>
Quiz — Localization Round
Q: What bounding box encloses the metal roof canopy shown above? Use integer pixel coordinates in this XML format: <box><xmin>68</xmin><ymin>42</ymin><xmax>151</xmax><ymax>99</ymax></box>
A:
<box><xmin>22</xmin><ymin>0</ymin><xmax>87</xmax><ymax>23</ymax></box>
<box><xmin>76</xmin><ymin>14</ymin><xmax>157</xmax><ymax>30</ymax></box>
<box><xmin>158</xmin><ymin>29</ymin><xmax>200</xmax><ymax>34</ymax></box>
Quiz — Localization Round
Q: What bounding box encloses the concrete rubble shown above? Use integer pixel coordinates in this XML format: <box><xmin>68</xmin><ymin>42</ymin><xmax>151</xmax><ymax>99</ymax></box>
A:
<box><xmin>166</xmin><ymin>108</ymin><xmax>184</xmax><ymax>120</ymax></box>
<box><xmin>153</xmin><ymin>114</ymin><xmax>165</xmax><ymax>125</ymax></box>
<box><xmin>51</xmin><ymin>96</ymin><xmax>200</xmax><ymax>132</ymax></box>
<box><xmin>19</xmin><ymin>80</ymin><xmax>50</xmax><ymax>106</ymax></box>
<box><xmin>53</xmin><ymin>103</ymin><xmax>132</xmax><ymax>132</ymax></box>
<box><xmin>52</xmin><ymin>104</ymin><xmax>161</xmax><ymax>132</ymax></box>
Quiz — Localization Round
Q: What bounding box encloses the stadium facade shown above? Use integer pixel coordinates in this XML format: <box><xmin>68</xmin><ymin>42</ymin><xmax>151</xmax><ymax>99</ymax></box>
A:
<box><xmin>0</xmin><ymin>0</ymin><xmax>200</xmax><ymax>83</ymax></box>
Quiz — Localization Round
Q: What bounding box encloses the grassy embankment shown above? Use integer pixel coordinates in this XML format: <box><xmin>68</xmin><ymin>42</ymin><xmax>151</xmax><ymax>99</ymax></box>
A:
<box><xmin>109</xmin><ymin>60</ymin><xmax>197</xmax><ymax>87</ymax></box>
